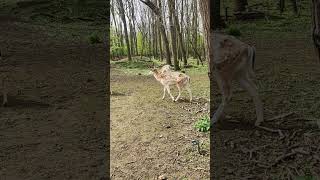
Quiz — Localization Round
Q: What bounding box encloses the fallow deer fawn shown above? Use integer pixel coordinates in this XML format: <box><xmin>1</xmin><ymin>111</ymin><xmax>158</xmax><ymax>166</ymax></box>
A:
<box><xmin>210</xmin><ymin>31</ymin><xmax>264</xmax><ymax>126</ymax></box>
<box><xmin>151</xmin><ymin>65</ymin><xmax>192</xmax><ymax>102</ymax></box>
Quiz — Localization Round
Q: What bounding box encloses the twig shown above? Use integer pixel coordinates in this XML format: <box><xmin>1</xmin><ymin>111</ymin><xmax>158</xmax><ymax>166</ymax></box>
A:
<box><xmin>313</xmin><ymin>155</ymin><xmax>320</xmax><ymax>161</ymax></box>
<box><xmin>269</xmin><ymin>148</ymin><xmax>310</xmax><ymax>168</ymax></box>
<box><xmin>256</xmin><ymin>125</ymin><xmax>284</xmax><ymax>139</ymax></box>
<box><xmin>266</xmin><ymin>112</ymin><xmax>294</xmax><ymax>121</ymax></box>
<box><xmin>286</xmin><ymin>130</ymin><xmax>302</xmax><ymax>146</ymax></box>
<box><xmin>241</xmin><ymin>144</ymin><xmax>271</xmax><ymax>160</ymax></box>
<box><xmin>291</xmin><ymin>117</ymin><xmax>319</xmax><ymax>121</ymax></box>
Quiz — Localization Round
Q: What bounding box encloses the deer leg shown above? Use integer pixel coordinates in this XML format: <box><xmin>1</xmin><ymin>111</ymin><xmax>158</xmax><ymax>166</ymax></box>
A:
<box><xmin>211</xmin><ymin>75</ymin><xmax>232</xmax><ymax>126</ymax></box>
<box><xmin>2</xmin><ymin>79</ymin><xmax>7</xmax><ymax>106</ymax></box>
<box><xmin>165</xmin><ymin>85</ymin><xmax>175</xmax><ymax>101</ymax></box>
<box><xmin>174</xmin><ymin>85</ymin><xmax>181</xmax><ymax>102</ymax></box>
<box><xmin>186</xmin><ymin>84</ymin><xmax>192</xmax><ymax>102</ymax></box>
<box><xmin>238</xmin><ymin>76</ymin><xmax>264</xmax><ymax>126</ymax></box>
<box><xmin>162</xmin><ymin>86</ymin><xmax>166</xmax><ymax>99</ymax></box>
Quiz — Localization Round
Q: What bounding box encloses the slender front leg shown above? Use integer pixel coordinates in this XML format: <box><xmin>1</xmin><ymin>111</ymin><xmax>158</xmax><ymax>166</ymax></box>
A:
<box><xmin>2</xmin><ymin>78</ymin><xmax>8</xmax><ymax>107</ymax></box>
<box><xmin>238</xmin><ymin>77</ymin><xmax>264</xmax><ymax>126</ymax></box>
<box><xmin>162</xmin><ymin>86</ymin><xmax>166</xmax><ymax>99</ymax></box>
<box><xmin>186</xmin><ymin>84</ymin><xmax>192</xmax><ymax>102</ymax></box>
<box><xmin>211</xmin><ymin>74</ymin><xmax>232</xmax><ymax>126</ymax></box>
<box><xmin>166</xmin><ymin>86</ymin><xmax>175</xmax><ymax>101</ymax></box>
<box><xmin>3</xmin><ymin>91</ymin><xmax>7</xmax><ymax>106</ymax></box>
<box><xmin>174</xmin><ymin>85</ymin><xmax>181</xmax><ymax>102</ymax></box>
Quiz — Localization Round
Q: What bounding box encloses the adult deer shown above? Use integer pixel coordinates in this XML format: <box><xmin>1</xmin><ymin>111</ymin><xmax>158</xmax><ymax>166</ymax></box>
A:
<box><xmin>150</xmin><ymin>65</ymin><xmax>192</xmax><ymax>102</ymax></box>
<box><xmin>210</xmin><ymin>31</ymin><xmax>263</xmax><ymax>126</ymax></box>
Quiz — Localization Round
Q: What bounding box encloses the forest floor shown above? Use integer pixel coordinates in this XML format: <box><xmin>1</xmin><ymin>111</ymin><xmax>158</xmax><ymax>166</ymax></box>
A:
<box><xmin>111</xmin><ymin>34</ymin><xmax>320</xmax><ymax>179</ymax></box>
<box><xmin>211</xmin><ymin>32</ymin><xmax>320</xmax><ymax>179</ymax></box>
<box><xmin>0</xmin><ymin>14</ymin><xmax>108</xmax><ymax>179</ymax></box>
<box><xmin>110</xmin><ymin>59</ymin><xmax>210</xmax><ymax>179</ymax></box>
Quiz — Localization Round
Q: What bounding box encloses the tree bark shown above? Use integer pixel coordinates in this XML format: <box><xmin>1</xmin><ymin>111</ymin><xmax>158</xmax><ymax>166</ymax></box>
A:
<box><xmin>117</xmin><ymin>0</ymin><xmax>132</xmax><ymax>61</ymax></box>
<box><xmin>168</xmin><ymin>0</ymin><xmax>180</xmax><ymax>70</ymax></box>
<box><xmin>279</xmin><ymin>0</ymin><xmax>285</xmax><ymax>14</ymax></box>
<box><xmin>291</xmin><ymin>0</ymin><xmax>298</xmax><ymax>15</ymax></box>
<box><xmin>312</xmin><ymin>0</ymin><xmax>320</xmax><ymax>62</ymax></box>
<box><xmin>173</xmin><ymin>1</ymin><xmax>187</xmax><ymax>66</ymax></box>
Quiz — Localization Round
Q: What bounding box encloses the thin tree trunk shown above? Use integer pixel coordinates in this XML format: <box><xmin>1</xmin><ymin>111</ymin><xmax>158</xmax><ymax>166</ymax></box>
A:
<box><xmin>192</xmin><ymin>0</ymin><xmax>198</xmax><ymax>59</ymax></box>
<box><xmin>234</xmin><ymin>0</ymin><xmax>247</xmax><ymax>13</ymax></box>
<box><xmin>291</xmin><ymin>0</ymin><xmax>298</xmax><ymax>15</ymax></box>
<box><xmin>140</xmin><ymin>0</ymin><xmax>172</xmax><ymax>65</ymax></box>
<box><xmin>173</xmin><ymin>2</ymin><xmax>187</xmax><ymax>66</ymax></box>
<box><xmin>312</xmin><ymin>0</ymin><xmax>320</xmax><ymax>62</ymax></box>
<box><xmin>279</xmin><ymin>0</ymin><xmax>285</xmax><ymax>14</ymax></box>
<box><xmin>131</xmin><ymin>0</ymin><xmax>138</xmax><ymax>55</ymax></box>
<box><xmin>117</xmin><ymin>0</ymin><xmax>132</xmax><ymax>61</ymax></box>
<box><xmin>168</xmin><ymin>0</ymin><xmax>179</xmax><ymax>70</ymax></box>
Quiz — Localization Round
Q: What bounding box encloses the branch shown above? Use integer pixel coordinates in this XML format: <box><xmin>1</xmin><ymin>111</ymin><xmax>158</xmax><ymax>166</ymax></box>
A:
<box><xmin>139</xmin><ymin>0</ymin><xmax>161</xmax><ymax>16</ymax></box>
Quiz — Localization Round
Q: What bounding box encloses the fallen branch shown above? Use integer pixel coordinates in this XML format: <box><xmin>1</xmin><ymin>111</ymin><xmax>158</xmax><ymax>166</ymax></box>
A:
<box><xmin>266</xmin><ymin>112</ymin><xmax>294</xmax><ymax>122</ymax></box>
<box><xmin>241</xmin><ymin>144</ymin><xmax>272</xmax><ymax>160</ymax></box>
<box><xmin>256</xmin><ymin>125</ymin><xmax>284</xmax><ymax>139</ymax></box>
<box><xmin>286</xmin><ymin>130</ymin><xmax>302</xmax><ymax>146</ymax></box>
<box><xmin>269</xmin><ymin>148</ymin><xmax>310</xmax><ymax>168</ymax></box>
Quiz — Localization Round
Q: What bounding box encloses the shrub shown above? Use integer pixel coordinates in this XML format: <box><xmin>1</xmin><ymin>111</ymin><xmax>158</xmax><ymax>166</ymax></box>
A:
<box><xmin>194</xmin><ymin>115</ymin><xmax>210</xmax><ymax>132</ymax></box>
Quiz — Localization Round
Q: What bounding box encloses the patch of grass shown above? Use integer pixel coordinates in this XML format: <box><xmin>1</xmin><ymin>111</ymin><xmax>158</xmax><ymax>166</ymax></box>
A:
<box><xmin>194</xmin><ymin>115</ymin><xmax>210</xmax><ymax>132</ymax></box>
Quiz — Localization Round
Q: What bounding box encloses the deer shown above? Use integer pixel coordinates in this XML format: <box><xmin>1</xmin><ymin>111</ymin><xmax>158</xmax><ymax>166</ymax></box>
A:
<box><xmin>210</xmin><ymin>31</ymin><xmax>264</xmax><ymax>127</ymax></box>
<box><xmin>150</xmin><ymin>65</ymin><xmax>192</xmax><ymax>102</ymax></box>
<box><xmin>0</xmin><ymin>49</ymin><xmax>8</xmax><ymax>107</ymax></box>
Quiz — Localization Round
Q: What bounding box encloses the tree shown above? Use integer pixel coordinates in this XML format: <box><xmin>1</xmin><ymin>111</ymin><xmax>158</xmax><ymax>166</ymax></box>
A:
<box><xmin>312</xmin><ymin>0</ymin><xmax>320</xmax><ymax>61</ymax></box>
<box><xmin>234</xmin><ymin>0</ymin><xmax>248</xmax><ymax>13</ymax></box>
<box><xmin>117</xmin><ymin>0</ymin><xmax>132</xmax><ymax>61</ymax></box>
<box><xmin>279</xmin><ymin>0</ymin><xmax>285</xmax><ymax>14</ymax></box>
<box><xmin>139</xmin><ymin>0</ymin><xmax>172</xmax><ymax>65</ymax></box>
<box><xmin>168</xmin><ymin>0</ymin><xmax>180</xmax><ymax>70</ymax></box>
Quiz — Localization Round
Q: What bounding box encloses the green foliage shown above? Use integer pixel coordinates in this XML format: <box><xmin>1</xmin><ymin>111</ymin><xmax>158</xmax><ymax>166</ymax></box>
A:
<box><xmin>113</xmin><ymin>59</ymin><xmax>151</xmax><ymax>69</ymax></box>
<box><xmin>137</xmin><ymin>31</ymin><xmax>144</xmax><ymax>55</ymax></box>
<box><xmin>194</xmin><ymin>115</ymin><xmax>210</xmax><ymax>132</ymax></box>
<box><xmin>111</xmin><ymin>29</ymin><xmax>127</xmax><ymax>57</ymax></box>
<box><xmin>226</xmin><ymin>26</ymin><xmax>241</xmax><ymax>37</ymax></box>
<box><xmin>88</xmin><ymin>32</ymin><xmax>102</xmax><ymax>44</ymax></box>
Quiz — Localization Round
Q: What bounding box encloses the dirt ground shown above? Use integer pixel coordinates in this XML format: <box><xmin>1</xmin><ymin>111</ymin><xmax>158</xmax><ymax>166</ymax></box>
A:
<box><xmin>0</xmin><ymin>16</ymin><xmax>108</xmax><ymax>179</ymax></box>
<box><xmin>211</xmin><ymin>33</ymin><xmax>320</xmax><ymax>179</ymax></box>
<box><xmin>110</xmin><ymin>64</ymin><xmax>210</xmax><ymax>179</ymax></box>
<box><xmin>111</xmin><ymin>33</ymin><xmax>320</xmax><ymax>179</ymax></box>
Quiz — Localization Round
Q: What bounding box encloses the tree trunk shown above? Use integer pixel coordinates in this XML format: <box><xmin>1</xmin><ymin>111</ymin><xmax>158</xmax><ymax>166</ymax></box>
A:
<box><xmin>279</xmin><ymin>0</ymin><xmax>285</xmax><ymax>14</ymax></box>
<box><xmin>173</xmin><ymin>2</ymin><xmax>187</xmax><ymax>66</ymax></box>
<box><xmin>129</xmin><ymin>0</ymin><xmax>138</xmax><ymax>55</ymax></box>
<box><xmin>140</xmin><ymin>0</ymin><xmax>172</xmax><ymax>65</ymax></box>
<box><xmin>290</xmin><ymin>0</ymin><xmax>298</xmax><ymax>15</ymax></box>
<box><xmin>212</xmin><ymin>0</ymin><xmax>223</xmax><ymax>29</ymax></box>
<box><xmin>312</xmin><ymin>0</ymin><xmax>320</xmax><ymax>62</ymax></box>
<box><xmin>234</xmin><ymin>0</ymin><xmax>248</xmax><ymax>13</ymax></box>
<box><xmin>168</xmin><ymin>0</ymin><xmax>180</xmax><ymax>70</ymax></box>
<box><xmin>117</xmin><ymin>0</ymin><xmax>132</xmax><ymax>61</ymax></box>
<box><xmin>192</xmin><ymin>0</ymin><xmax>198</xmax><ymax>59</ymax></box>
